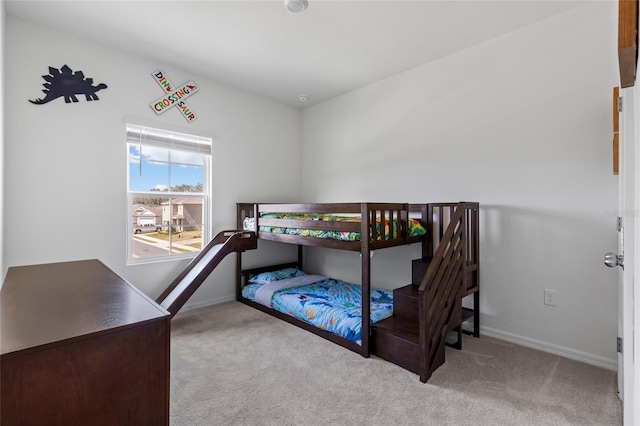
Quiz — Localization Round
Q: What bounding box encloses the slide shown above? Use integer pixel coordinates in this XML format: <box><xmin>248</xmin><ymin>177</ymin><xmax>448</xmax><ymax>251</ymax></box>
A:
<box><xmin>156</xmin><ymin>230</ymin><xmax>256</xmax><ymax>317</ymax></box>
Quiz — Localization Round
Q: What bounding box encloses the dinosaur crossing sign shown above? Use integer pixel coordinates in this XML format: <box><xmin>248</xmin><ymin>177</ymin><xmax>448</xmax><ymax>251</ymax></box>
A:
<box><xmin>149</xmin><ymin>70</ymin><xmax>198</xmax><ymax>123</ymax></box>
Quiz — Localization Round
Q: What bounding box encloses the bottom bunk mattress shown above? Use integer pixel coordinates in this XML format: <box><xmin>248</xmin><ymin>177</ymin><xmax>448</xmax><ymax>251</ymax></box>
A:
<box><xmin>241</xmin><ymin>268</ymin><xmax>393</xmax><ymax>344</ymax></box>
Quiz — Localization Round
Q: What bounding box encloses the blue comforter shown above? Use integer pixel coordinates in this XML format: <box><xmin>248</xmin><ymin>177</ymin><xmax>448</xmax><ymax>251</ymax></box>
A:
<box><xmin>242</xmin><ymin>275</ymin><xmax>393</xmax><ymax>344</ymax></box>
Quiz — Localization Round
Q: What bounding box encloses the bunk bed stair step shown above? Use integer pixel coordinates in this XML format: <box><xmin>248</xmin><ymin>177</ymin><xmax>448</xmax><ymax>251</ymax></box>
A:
<box><xmin>392</xmin><ymin>284</ymin><xmax>419</xmax><ymax>322</ymax></box>
<box><xmin>411</xmin><ymin>257</ymin><xmax>432</xmax><ymax>285</ymax></box>
<box><xmin>389</xmin><ymin>257</ymin><xmax>432</xmax><ymax>322</ymax></box>
<box><xmin>461</xmin><ymin>307</ymin><xmax>476</xmax><ymax>335</ymax></box>
<box><xmin>371</xmin><ymin>316</ymin><xmax>420</xmax><ymax>375</ymax></box>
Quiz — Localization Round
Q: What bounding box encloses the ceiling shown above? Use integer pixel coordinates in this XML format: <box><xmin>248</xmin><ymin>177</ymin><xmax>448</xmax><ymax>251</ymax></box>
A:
<box><xmin>5</xmin><ymin>0</ymin><xmax>588</xmax><ymax>107</ymax></box>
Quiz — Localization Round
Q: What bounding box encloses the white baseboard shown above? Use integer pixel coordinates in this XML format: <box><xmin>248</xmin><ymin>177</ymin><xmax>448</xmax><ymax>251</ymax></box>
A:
<box><xmin>480</xmin><ymin>325</ymin><xmax>617</xmax><ymax>371</ymax></box>
<box><xmin>178</xmin><ymin>293</ymin><xmax>236</xmax><ymax>314</ymax></box>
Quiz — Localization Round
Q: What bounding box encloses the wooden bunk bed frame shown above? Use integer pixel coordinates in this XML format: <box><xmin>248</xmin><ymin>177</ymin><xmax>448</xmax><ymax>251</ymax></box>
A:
<box><xmin>235</xmin><ymin>201</ymin><xmax>479</xmax><ymax>381</ymax></box>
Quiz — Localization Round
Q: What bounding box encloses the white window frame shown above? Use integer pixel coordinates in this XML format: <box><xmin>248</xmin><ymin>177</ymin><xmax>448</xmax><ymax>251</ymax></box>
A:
<box><xmin>126</xmin><ymin>122</ymin><xmax>212</xmax><ymax>265</ymax></box>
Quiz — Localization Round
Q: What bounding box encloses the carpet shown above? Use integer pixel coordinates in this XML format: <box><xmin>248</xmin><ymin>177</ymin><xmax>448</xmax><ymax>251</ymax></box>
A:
<box><xmin>170</xmin><ymin>301</ymin><xmax>621</xmax><ymax>425</ymax></box>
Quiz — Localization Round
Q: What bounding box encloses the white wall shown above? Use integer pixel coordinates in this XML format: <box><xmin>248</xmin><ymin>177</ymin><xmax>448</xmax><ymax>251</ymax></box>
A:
<box><xmin>0</xmin><ymin>1</ymin><xmax>5</xmax><ymax>284</ymax></box>
<box><xmin>3</xmin><ymin>16</ymin><xmax>302</xmax><ymax>307</ymax></box>
<box><xmin>301</xmin><ymin>2</ymin><xmax>620</xmax><ymax>368</ymax></box>
<box><xmin>3</xmin><ymin>2</ymin><xmax>622</xmax><ymax>369</ymax></box>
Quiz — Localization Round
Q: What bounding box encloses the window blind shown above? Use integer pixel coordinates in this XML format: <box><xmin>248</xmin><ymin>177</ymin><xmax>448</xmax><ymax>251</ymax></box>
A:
<box><xmin>126</xmin><ymin>123</ymin><xmax>211</xmax><ymax>155</ymax></box>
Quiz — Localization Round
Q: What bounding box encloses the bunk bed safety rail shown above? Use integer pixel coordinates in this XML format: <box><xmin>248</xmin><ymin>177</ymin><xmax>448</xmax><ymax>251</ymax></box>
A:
<box><xmin>237</xmin><ymin>202</ymin><xmax>419</xmax><ymax>249</ymax></box>
<box><xmin>411</xmin><ymin>202</ymin><xmax>479</xmax><ymax>296</ymax></box>
<box><xmin>417</xmin><ymin>202</ymin><xmax>466</xmax><ymax>383</ymax></box>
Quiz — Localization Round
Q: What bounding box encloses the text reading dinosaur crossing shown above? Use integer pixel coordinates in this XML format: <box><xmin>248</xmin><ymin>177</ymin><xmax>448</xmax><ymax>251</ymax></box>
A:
<box><xmin>149</xmin><ymin>70</ymin><xmax>198</xmax><ymax>122</ymax></box>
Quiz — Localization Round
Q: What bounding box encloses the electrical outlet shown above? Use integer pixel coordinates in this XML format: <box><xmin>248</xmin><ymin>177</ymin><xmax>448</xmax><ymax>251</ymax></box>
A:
<box><xmin>544</xmin><ymin>289</ymin><xmax>557</xmax><ymax>307</ymax></box>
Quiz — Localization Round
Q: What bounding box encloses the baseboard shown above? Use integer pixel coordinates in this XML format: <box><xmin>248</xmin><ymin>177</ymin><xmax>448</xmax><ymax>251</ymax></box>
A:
<box><xmin>480</xmin><ymin>326</ymin><xmax>617</xmax><ymax>371</ymax></box>
<box><xmin>178</xmin><ymin>293</ymin><xmax>236</xmax><ymax>314</ymax></box>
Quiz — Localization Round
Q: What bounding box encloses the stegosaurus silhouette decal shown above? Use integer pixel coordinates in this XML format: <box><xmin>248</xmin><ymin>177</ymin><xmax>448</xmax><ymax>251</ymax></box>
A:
<box><xmin>29</xmin><ymin>65</ymin><xmax>107</xmax><ymax>105</ymax></box>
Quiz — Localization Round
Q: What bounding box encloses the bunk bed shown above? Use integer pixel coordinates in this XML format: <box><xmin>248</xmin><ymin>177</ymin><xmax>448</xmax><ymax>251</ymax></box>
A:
<box><xmin>236</xmin><ymin>202</ymin><xmax>479</xmax><ymax>382</ymax></box>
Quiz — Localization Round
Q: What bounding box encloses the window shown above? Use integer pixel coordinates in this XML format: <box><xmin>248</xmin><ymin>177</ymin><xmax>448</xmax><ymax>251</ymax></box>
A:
<box><xmin>126</xmin><ymin>123</ymin><xmax>211</xmax><ymax>263</ymax></box>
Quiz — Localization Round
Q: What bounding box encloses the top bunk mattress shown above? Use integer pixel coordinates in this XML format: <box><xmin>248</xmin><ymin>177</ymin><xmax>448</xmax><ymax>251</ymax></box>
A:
<box><xmin>242</xmin><ymin>213</ymin><xmax>427</xmax><ymax>242</ymax></box>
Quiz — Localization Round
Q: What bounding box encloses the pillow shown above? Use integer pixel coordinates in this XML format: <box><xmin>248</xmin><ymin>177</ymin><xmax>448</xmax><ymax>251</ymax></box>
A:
<box><xmin>248</xmin><ymin>268</ymin><xmax>307</xmax><ymax>285</ymax></box>
<box><xmin>409</xmin><ymin>218</ymin><xmax>427</xmax><ymax>236</ymax></box>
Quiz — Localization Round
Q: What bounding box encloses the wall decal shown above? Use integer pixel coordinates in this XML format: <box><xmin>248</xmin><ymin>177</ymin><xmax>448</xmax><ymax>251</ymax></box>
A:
<box><xmin>149</xmin><ymin>70</ymin><xmax>198</xmax><ymax>122</ymax></box>
<box><xmin>29</xmin><ymin>65</ymin><xmax>107</xmax><ymax>105</ymax></box>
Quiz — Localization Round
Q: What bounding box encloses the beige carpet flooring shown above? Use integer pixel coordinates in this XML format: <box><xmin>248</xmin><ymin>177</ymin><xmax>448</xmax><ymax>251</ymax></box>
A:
<box><xmin>170</xmin><ymin>301</ymin><xmax>622</xmax><ymax>426</ymax></box>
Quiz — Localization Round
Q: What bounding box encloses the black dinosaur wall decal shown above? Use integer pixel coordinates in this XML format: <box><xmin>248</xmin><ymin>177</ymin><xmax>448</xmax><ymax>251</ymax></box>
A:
<box><xmin>29</xmin><ymin>64</ymin><xmax>107</xmax><ymax>105</ymax></box>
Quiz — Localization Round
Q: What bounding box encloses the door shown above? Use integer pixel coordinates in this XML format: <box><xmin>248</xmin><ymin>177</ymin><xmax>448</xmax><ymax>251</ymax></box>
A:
<box><xmin>625</xmin><ymin>84</ymin><xmax>640</xmax><ymax>426</ymax></box>
<box><xmin>605</xmin><ymin>87</ymin><xmax>625</xmax><ymax>399</ymax></box>
<box><xmin>608</xmin><ymin>85</ymin><xmax>637</xmax><ymax>424</ymax></box>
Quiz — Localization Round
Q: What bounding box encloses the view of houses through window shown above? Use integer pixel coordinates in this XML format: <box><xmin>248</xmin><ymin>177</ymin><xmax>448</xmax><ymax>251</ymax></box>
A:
<box><xmin>127</xmin><ymin>123</ymin><xmax>211</xmax><ymax>263</ymax></box>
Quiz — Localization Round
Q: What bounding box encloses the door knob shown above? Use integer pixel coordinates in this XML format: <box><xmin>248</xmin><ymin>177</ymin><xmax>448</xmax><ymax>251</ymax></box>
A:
<box><xmin>604</xmin><ymin>252</ymin><xmax>624</xmax><ymax>269</ymax></box>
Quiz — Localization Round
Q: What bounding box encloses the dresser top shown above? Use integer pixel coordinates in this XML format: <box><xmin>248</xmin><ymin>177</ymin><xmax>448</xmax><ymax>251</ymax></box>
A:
<box><xmin>1</xmin><ymin>259</ymin><xmax>169</xmax><ymax>357</ymax></box>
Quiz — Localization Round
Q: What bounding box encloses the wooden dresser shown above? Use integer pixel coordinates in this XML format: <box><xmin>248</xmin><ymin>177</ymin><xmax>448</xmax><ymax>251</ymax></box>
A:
<box><xmin>1</xmin><ymin>259</ymin><xmax>171</xmax><ymax>425</ymax></box>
